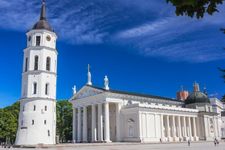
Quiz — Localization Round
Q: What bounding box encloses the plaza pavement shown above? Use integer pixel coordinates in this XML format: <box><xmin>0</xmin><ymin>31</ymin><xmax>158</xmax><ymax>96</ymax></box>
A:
<box><xmin>1</xmin><ymin>141</ymin><xmax>225</xmax><ymax>150</ymax></box>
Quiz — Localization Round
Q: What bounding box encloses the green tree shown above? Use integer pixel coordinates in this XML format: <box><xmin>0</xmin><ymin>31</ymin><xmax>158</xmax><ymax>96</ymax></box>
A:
<box><xmin>0</xmin><ymin>104</ymin><xmax>19</xmax><ymax>144</ymax></box>
<box><xmin>166</xmin><ymin>0</ymin><xmax>224</xmax><ymax>19</ymax></box>
<box><xmin>4</xmin><ymin>102</ymin><xmax>20</xmax><ymax>120</ymax></box>
<box><xmin>0</xmin><ymin>102</ymin><xmax>19</xmax><ymax>144</ymax></box>
<box><xmin>222</xmin><ymin>95</ymin><xmax>225</xmax><ymax>102</ymax></box>
<box><xmin>56</xmin><ymin>100</ymin><xmax>72</xmax><ymax>143</ymax></box>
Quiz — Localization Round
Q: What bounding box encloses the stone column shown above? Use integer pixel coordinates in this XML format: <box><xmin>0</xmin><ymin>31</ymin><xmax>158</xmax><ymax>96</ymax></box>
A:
<box><xmin>178</xmin><ymin>116</ymin><xmax>182</xmax><ymax>140</ymax></box>
<box><xmin>92</xmin><ymin>104</ymin><xmax>97</xmax><ymax>142</ymax></box>
<box><xmin>188</xmin><ymin>117</ymin><xmax>193</xmax><ymax>140</ymax></box>
<box><xmin>160</xmin><ymin>114</ymin><xmax>165</xmax><ymax>141</ymax></box>
<box><xmin>104</xmin><ymin>102</ymin><xmax>111</xmax><ymax>142</ymax></box>
<box><xmin>183</xmin><ymin>116</ymin><xmax>187</xmax><ymax>141</ymax></box>
<box><xmin>192</xmin><ymin>117</ymin><xmax>198</xmax><ymax>141</ymax></box>
<box><xmin>72</xmin><ymin>108</ymin><xmax>76</xmax><ymax>142</ymax></box>
<box><xmin>116</xmin><ymin>103</ymin><xmax>121</xmax><ymax>142</ymax></box>
<box><xmin>77</xmin><ymin>107</ymin><xmax>81</xmax><ymax>142</ymax></box>
<box><xmin>166</xmin><ymin>115</ymin><xmax>171</xmax><ymax>141</ymax></box>
<box><xmin>98</xmin><ymin>104</ymin><xmax>103</xmax><ymax>142</ymax></box>
<box><xmin>214</xmin><ymin>117</ymin><xmax>219</xmax><ymax>138</ymax></box>
<box><xmin>172</xmin><ymin>116</ymin><xmax>178</xmax><ymax>141</ymax></box>
<box><xmin>83</xmin><ymin>106</ymin><xmax>87</xmax><ymax>142</ymax></box>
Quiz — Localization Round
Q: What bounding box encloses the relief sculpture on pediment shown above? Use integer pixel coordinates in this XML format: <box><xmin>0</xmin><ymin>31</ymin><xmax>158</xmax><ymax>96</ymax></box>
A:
<box><xmin>76</xmin><ymin>89</ymin><xmax>102</xmax><ymax>99</ymax></box>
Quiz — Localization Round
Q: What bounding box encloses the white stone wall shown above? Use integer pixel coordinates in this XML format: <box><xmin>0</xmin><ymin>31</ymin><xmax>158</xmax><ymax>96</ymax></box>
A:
<box><xmin>221</xmin><ymin>116</ymin><xmax>225</xmax><ymax>138</ymax></box>
<box><xmin>139</xmin><ymin>112</ymin><xmax>161</xmax><ymax>142</ymax></box>
<box><xmin>121</xmin><ymin>108</ymin><xmax>140</xmax><ymax>142</ymax></box>
<box><xmin>16</xmin><ymin>99</ymin><xmax>56</xmax><ymax>145</ymax></box>
<box><xmin>26</xmin><ymin>30</ymin><xmax>57</xmax><ymax>49</ymax></box>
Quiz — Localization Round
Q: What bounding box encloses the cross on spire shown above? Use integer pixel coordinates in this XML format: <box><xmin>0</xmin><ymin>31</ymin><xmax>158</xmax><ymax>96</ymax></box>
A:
<box><xmin>88</xmin><ymin>64</ymin><xmax>91</xmax><ymax>73</ymax></box>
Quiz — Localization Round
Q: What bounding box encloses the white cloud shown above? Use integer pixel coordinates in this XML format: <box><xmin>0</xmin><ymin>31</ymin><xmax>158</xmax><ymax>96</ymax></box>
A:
<box><xmin>0</xmin><ymin>0</ymin><xmax>225</xmax><ymax>63</ymax></box>
<box><xmin>114</xmin><ymin>10</ymin><xmax>225</xmax><ymax>63</ymax></box>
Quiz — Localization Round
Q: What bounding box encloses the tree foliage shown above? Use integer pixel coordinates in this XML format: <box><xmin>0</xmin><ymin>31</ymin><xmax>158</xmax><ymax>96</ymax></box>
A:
<box><xmin>222</xmin><ymin>95</ymin><xmax>225</xmax><ymax>102</ymax></box>
<box><xmin>167</xmin><ymin>0</ymin><xmax>224</xmax><ymax>19</ymax></box>
<box><xmin>222</xmin><ymin>69</ymin><xmax>225</xmax><ymax>81</ymax></box>
<box><xmin>0</xmin><ymin>102</ymin><xmax>20</xmax><ymax>143</ymax></box>
<box><xmin>56</xmin><ymin>100</ymin><xmax>73</xmax><ymax>143</ymax></box>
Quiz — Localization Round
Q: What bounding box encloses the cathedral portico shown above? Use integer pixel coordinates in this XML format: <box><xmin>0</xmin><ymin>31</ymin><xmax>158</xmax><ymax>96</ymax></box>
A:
<box><xmin>72</xmin><ymin>101</ymin><xmax>120</xmax><ymax>143</ymax></box>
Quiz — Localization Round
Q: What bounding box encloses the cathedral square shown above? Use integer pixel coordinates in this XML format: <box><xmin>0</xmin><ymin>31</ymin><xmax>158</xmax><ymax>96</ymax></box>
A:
<box><xmin>0</xmin><ymin>0</ymin><xmax>225</xmax><ymax>149</ymax></box>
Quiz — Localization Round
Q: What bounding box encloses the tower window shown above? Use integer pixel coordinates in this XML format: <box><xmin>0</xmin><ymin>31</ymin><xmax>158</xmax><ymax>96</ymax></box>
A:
<box><xmin>23</xmin><ymin>106</ymin><xmax>25</xmax><ymax>112</ymax></box>
<box><xmin>36</xmin><ymin>36</ymin><xmax>41</xmax><ymax>46</ymax></box>
<box><xmin>45</xmin><ymin>84</ymin><xmax>49</xmax><ymax>95</ymax></box>
<box><xmin>21</xmin><ymin>120</ymin><xmax>23</xmax><ymax>126</ymax></box>
<box><xmin>46</xmin><ymin>57</ymin><xmax>51</xmax><ymax>71</ymax></box>
<box><xmin>28</xmin><ymin>36</ymin><xmax>31</xmax><ymax>42</ymax></box>
<box><xmin>33</xmin><ymin>82</ymin><xmax>37</xmax><ymax>94</ymax></box>
<box><xmin>33</xmin><ymin>105</ymin><xmax>36</xmax><ymax>111</ymax></box>
<box><xmin>44</xmin><ymin>120</ymin><xmax>47</xmax><ymax>125</ymax></box>
<box><xmin>34</xmin><ymin>56</ymin><xmax>39</xmax><ymax>70</ymax></box>
<box><xmin>25</xmin><ymin>57</ymin><xmax>28</xmax><ymax>72</ymax></box>
<box><xmin>48</xmin><ymin>130</ymin><xmax>50</xmax><ymax>136</ymax></box>
<box><xmin>32</xmin><ymin>120</ymin><xmax>34</xmax><ymax>125</ymax></box>
<box><xmin>45</xmin><ymin>106</ymin><xmax>47</xmax><ymax>111</ymax></box>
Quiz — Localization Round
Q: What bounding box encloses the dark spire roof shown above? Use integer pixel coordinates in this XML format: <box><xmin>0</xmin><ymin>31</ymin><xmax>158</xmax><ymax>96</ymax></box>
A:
<box><xmin>32</xmin><ymin>0</ymin><xmax>53</xmax><ymax>32</ymax></box>
<box><xmin>40</xmin><ymin>0</ymin><xmax>46</xmax><ymax>20</ymax></box>
<box><xmin>185</xmin><ymin>91</ymin><xmax>210</xmax><ymax>104</ymax></box>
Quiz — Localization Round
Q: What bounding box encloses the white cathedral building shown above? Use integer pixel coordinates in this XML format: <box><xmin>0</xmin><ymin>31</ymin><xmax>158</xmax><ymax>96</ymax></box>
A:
<box><xmin>70</xmin><ymin>71</ymin><xmax>222</xmax><ymax>143</ymax></box>
<box><xmin>14</xmin><ymin>1</ymin><xmax>225</xmax><ymax>147</ymax></box>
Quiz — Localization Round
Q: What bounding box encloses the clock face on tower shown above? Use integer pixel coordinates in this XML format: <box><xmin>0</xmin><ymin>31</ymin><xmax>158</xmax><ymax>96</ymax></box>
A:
<box><xmin>46</xmin><ymin>35</ymin><xmax>51</xmax><ymax>41</ymax></box>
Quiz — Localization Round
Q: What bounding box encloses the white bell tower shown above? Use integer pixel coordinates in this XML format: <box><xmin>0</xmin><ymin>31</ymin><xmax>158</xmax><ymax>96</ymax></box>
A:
<box><xmin>15</xmin><ymin>0</ymin><xmax>57</xmax><ymax>146</ymax></box>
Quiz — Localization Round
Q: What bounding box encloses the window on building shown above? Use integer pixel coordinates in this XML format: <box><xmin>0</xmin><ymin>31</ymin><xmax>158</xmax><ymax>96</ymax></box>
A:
<box><xmin>208</xmin><ymin>107</ymin><xmax>211</xmax><ymax>112</ymax></box>
<box><xmin>36</xmin><ymin>36</ymin><xmax>41</xmax><ymax>46</ymax></box>
<box><xmin>33</xmin><ymin>82</ymin><xmax>37</xmax><ymax>94</ymax></box>
<box><xmin>44</xmin><ymin>120</ymin><xmax>47</xmax><ymax>125</ymax></box>
<box><xmin>23</xmin><ymin>106</ymin><xmax>25</xmax><ymax>112</ymax></box>
<box><xmin>46</xmin><ymin>57</ymin><xmax>51</xmax><ymax>71</ymax></box>
<box><xmin>34</xmin><ymin>56</ymin><xmax>39</xmax><ymax>70</ymax></box>
<box><xmin>48</xmin><ymin>130</ymin><xmax>50</xmax><ymax>136</ymax></box>
<box><xmin>21</xmin><ymin>120</ymin><xmax>23</xmax><ymax>126</ymax></box>
<box><xmin>45</xmin><ymin>106</ymin><xmax>47</xmax><ymax>111</ymax></box>
<box><xmin>45</xmin><ymin>83</ymin><xmax>49</xmax><ymax>95</ymax></box>
<box><xmin>128</xmin><ymin>125</ymin><xmax>134</xmax><ymax>137</ymax></box>
<box><xmin>25</xmin><ymin>57</ymin><xmax>28</xmax><ymax>72</ymax></box>
<box><xmin>33</xmin><ymin>105</ymin><xmax>36</xmax><ymax>111</ymax></box>
<box><xmin>32</xmin><ymin>120</ymin><xmax>34</xmax><ymax>125</ymax></box>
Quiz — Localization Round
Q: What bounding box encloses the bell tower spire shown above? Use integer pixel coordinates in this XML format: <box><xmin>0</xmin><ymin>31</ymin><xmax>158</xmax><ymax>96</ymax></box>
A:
<box><xmin>32</xmin><ymin>0</ymin><xmax>53</xmax><ymax>32</ymax></box>
<box><xmin>40</xmin><ymin>0</ymin><xmax>46</xmax><ymax>20</ymax></box>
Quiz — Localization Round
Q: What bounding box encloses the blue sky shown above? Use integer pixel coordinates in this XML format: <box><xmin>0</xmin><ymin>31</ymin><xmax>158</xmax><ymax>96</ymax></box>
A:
<box><xmin>0</xmin><ymin>0</ymin><xmax>225</xmax><ymax>108</ymax></box>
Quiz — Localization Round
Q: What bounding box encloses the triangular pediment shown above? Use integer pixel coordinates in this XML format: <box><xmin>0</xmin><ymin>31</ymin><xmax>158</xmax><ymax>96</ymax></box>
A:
<box><xmin>71</xmin><ymin>85</ymin><xmax>104</xmax><ymax>100</ymax></box>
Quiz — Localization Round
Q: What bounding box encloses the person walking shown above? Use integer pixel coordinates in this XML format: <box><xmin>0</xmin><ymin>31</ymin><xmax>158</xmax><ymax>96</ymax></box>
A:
<box><xmin>188</xmin><ymin>139</ymin><xmax>190</xmax><ymax>146</ymax></box>
<box><xmin>214</xmin><ymin>139</ymin><xmax>217</xmax><ymax>146</ymax></box>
